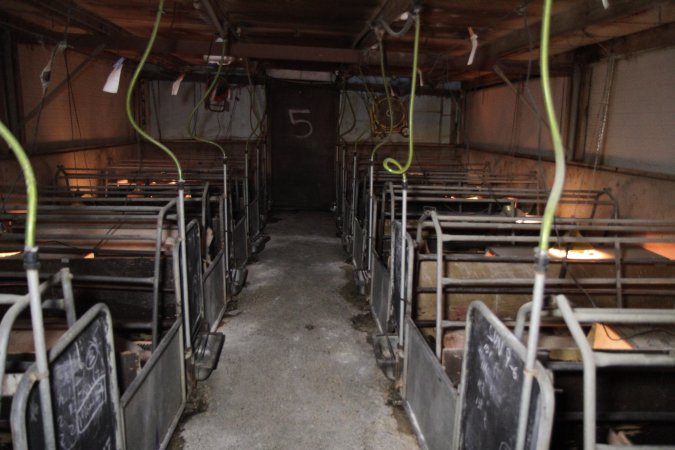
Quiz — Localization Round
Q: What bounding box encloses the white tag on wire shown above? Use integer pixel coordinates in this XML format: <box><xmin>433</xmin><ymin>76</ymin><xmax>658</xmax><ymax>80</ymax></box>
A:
<box><xmin>467</xmin><ymin>27</ymin><xmax>478</xmax><ymax>66</ymax></box>
<box><xmin>171</xmin><ymin>73</ymin><xmax>185</xmax><ymax>96</ymax></box>
<box><xmin>103</xmin><ymin>57</ymin><xmax>125</xmax><ymax>94</ymax></box>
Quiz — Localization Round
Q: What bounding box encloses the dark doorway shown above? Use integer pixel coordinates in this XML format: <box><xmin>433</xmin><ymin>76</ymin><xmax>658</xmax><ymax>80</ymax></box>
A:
<box><xmin>269</xmin><ymin>80</ymin><xmax>338</xmax><ymax>210</ymax></box>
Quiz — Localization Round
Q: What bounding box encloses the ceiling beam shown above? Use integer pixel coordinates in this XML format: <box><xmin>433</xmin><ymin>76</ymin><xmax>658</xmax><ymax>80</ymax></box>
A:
<box><xmin>22</xmin><ymin>0</ymin><xmax>126</xmax><ymax>37</ymax></box>
<box><xmin>574</xmin><ymin>21</ymin><xmax>675</xmax><ymax>64</ymax></box>
<box><xmin>193</xmin><ymin>0</ymin><xmax>227</xmax><ymax>39</ymax></box>
<box><xmin>57</xmin><ymin>34</ymin><xmax>430</xmax><ymax>69</ymax></box>
<box><xmin>230</xmin><ymin>42</ymin><xmax>360</xmax><ymax>64</ymax></box>
<box><xmin>441</xmin><ymin>0</ymin><xmax>669</xmax><ymax>77</ymax></box>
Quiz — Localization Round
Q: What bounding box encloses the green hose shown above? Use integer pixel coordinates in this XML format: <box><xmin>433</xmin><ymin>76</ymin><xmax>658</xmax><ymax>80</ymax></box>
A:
<box><xmin>537</xmin><ymin>0</ymin><xmax>566</xmax><ymax>251</ymax></box>
<box><xmin>125</xmin><ymin>0</ymin><xmax>183</xmax><ymax>180</ymax></box>
<box><xmin>370</xmin><ymin>37</ymin><xmax>395</xmax><ymax>162</ymax></box>
<box><xmin>382</xmin><ymin>13</ymin><xmax>421</xmax><ymax>181</ymax></box>
<box><xmin>186</xmin><ymin>41</ymin><xmax>227</xmax><ymax>158</ymax></box>
<box><xmin>0</xmin><ymin>121</ymin><xmax>37</xmax><ymax>248</ymax></box>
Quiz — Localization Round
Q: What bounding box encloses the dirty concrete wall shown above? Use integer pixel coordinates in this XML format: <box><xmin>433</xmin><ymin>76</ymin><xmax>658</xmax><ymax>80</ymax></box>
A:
<box><xmin>464</xmin><ymin>148</ymin><xmax>675</xmax><ymax>221</ymax></box>
<box><xmin>462</xmin><ymin>45</ymin><xmax>675</xmax><ymax>220</ymax></box>
<box><xmin>581</xmin><ymin>46</ymin><xmax>675</xmax><ymax>174</ymax></box>
<box><xmin>465</xmin><ymin>77</ymin><xmax>570</xmax><ymax>158</ymax></box>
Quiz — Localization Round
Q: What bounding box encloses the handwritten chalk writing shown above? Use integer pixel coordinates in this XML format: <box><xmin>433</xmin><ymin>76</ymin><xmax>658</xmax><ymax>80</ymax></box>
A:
<box><xmin>25</xmin><ymin>314</ymin><xmax>118</xmax><ymax>450</ymax></box>
<box><xmin>288</xmin><ymin>109</ymin><xmax>313</xmax><ymax>139</ymax></box>
<box><xmin>460</xmin><ymin>308</ymin><xmax>539</xmax><ymax>450</ymax></box>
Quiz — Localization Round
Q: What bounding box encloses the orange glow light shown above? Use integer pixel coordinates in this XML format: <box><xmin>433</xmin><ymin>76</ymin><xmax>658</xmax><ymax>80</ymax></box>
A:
<box><xmin>548</xmin><ymin>247</ymin><xmax>612</xmax><ymax>260</ymax></box>
<box><xmin>0</xmin><ymin>251</ymin><xmax>21</xmax><ymax>258</ymax></box>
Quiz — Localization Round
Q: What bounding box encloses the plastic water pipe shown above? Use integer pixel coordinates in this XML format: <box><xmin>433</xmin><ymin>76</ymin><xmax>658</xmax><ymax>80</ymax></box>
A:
<box><xmin>0</xmin><ymin>120</ymin><xmax>56</xmax><ymax>450</ymax></box>
<box><xmin>515</xmin><ymin>0</ymin><xmax>567</xmax><ymax>448</ymax></box>
<box><xmin>125</xmin><ymin>0</ymin><xmax>193</xmax><ymax>352</ymax></box>
<box><xmin>367</xmin><ymin>35</ymin><xmax>396</xmax><ymax>273</ymax></box>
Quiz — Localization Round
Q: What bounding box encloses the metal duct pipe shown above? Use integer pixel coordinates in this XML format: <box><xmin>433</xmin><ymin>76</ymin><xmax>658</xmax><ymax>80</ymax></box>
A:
<box><xmin>194</xmin><ymin>0</ymin><xmax>227</xmax><ymax>38</ymax></box>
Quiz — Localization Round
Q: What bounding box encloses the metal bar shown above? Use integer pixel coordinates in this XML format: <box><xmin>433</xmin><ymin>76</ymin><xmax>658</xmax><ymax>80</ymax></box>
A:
<box><xmin>26</xmin><ymin>268</ymin><xmax>57</xmax><ymax>450</ymax></box>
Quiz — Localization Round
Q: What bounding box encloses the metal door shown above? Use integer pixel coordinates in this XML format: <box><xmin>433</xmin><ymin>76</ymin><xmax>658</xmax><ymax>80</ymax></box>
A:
<box><xmin>269</xmin><ymin>80</ymin><xmax>337</xmax><ymax>210</ymax></box>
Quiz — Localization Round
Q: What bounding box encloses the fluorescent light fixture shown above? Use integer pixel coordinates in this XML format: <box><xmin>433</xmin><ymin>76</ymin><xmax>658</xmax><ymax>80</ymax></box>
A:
<box><xmin>267</xmin><ymin>69</ymin><xmax>335</xmax><ymax>82</ymax></box>
<box><xmin>204</xmin><ymin>55</ymin><xmax>236</xmax><ymax>65</ymax></box>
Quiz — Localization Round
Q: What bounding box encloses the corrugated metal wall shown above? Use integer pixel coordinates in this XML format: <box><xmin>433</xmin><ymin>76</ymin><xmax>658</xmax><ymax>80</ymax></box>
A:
<box><xmin>465</xmin><ymin>45</ymin><xmax>675</xmax><ymax>176</ymax></box>
<box><xmin>582</xmin><ymin>46</ymin><xmax>675</xmax><ymax>174</ymax></box>
<box><xmin>465</xmin><ymin>77</ymin><xmax>570</xmax><ymax>158</ymax></box>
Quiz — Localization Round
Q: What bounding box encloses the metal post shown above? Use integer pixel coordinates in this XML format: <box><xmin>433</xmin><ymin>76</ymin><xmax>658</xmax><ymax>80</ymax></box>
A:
<box><xmin>223</xmin><ymin>161</ymin><xmax>230</xmax><ymax>274</ymax></box>
<box><xmin>515</xmin><ymin>256</ymin><xmax>547</xmax><ymax>450</ymax></box>
<box><xmin>433</xmin><ymin>212</ymin><xmax>444</xmax><ymax>360</ymax></box>
<box><xmin>399</xmin><ymin>182</ymin><xmax>407</xmax><ymax>346</ymax></box>
<box><xmin>177</xmin><ymin>185</ymin><xmax>192</xmax><ymax>354</ymax></box>
<box><xmin>367</xmin><ymin>161</ymin><xmax>375</xmax><ymax>272</ymax></box>
<box><xmin>555</xmin><ymin>295</ymin><xmax>598</xmax><ymax>450</ymax></box>
<box><xmin>60</xmin><ymin>268</ymin><xmax>76</xmax><ymax>327</ymax></box>
<box><xmin>335</xmin><ymin>144</ymin><xmax>340</xmax><ymax>216</ymax></box>
<box><xmin>26</xmin><ymin>263</ymin><xmax>57</xmax><ymax>450</ymax></box>
<box><xmin>244</xmin><ymin>148</ymin><xmax>251</xmax><ymax>251</ymax></box>
<box><xmin>350</xmin><ymin>152</ymin><xmax>358</xmax><ymax>238</ymax></box>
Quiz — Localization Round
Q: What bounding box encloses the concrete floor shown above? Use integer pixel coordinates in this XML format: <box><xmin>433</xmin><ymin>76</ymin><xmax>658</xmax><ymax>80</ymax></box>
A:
<box><xmin>173</xmin><ymin>211</ymin><xmax>419</xmax><ymax>450</ymax></box>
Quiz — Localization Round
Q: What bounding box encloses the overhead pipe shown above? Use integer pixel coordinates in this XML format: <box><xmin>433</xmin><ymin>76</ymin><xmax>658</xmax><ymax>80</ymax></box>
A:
<box><xmin>194</xmin><ymin>0</ymin><xmax>227</xmax><ymax>39</ymax></box>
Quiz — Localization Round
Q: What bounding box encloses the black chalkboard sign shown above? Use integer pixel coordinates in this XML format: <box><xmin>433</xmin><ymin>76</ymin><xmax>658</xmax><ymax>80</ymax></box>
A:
<box><xmin>457</xmin><ymin>302</ymin><xmax>554</xmax><ymax>450</ymax></box>
<box><xmin>185</xmin><ymin>219</ymin><xmax>204</xmax><ymax>339</ymax></box>
<box><xmin>15</xmin><ymin>304</ymin><xmax>123</xmax><ymax>450</ymax></box>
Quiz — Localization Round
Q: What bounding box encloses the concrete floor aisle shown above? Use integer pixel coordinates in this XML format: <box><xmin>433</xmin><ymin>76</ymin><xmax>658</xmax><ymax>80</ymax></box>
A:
<box><xmin>173</xmin><ymin>211</ymin><xmax>419</xmax><ymax>450</ymax></box>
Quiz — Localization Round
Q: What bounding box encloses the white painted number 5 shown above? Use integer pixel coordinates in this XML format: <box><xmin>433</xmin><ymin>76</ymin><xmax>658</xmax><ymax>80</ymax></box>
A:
<box><xmin>288</xmin><ymin>109</ymin><xmax>313</xmax><ymax>139</ymax></box>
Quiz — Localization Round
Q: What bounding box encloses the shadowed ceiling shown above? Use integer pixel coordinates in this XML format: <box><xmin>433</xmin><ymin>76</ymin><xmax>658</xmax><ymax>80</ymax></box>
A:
<box><xmin>1</xmin><ymin>0</ymin><xmax>674</xmax><ymax>87</ymax></box>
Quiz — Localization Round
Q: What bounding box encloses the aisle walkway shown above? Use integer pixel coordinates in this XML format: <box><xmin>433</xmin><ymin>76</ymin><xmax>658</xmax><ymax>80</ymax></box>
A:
<box><xmin>174</xmin><ymin>211</ymin><xmax>419</xmax><ymax>450</ymax></box>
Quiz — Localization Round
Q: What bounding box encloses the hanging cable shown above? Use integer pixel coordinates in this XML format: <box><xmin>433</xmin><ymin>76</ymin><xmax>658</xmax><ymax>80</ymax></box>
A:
<box><xmin>186</xmin><ymin>39</ymin><xmax>227</xmax><ymax>158</ymax></box>
<box><xmin>515</xmin><ymin>0</ymin><xmax>567</xmax><ymax>447</ymax></box>
<box><xmin>125</xmin><ymin>0</ymin><xmax>183</xmax><ymax>180</ymax></box>
<box><xmin>377</xmin><ymin>10</ymin><xmax>415</xmax><ymax>37</ymax></box>
<box><xmin>382</xmin><ymin>12</ymin><xmax>421</xmax><ymax>182</ymax></box>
